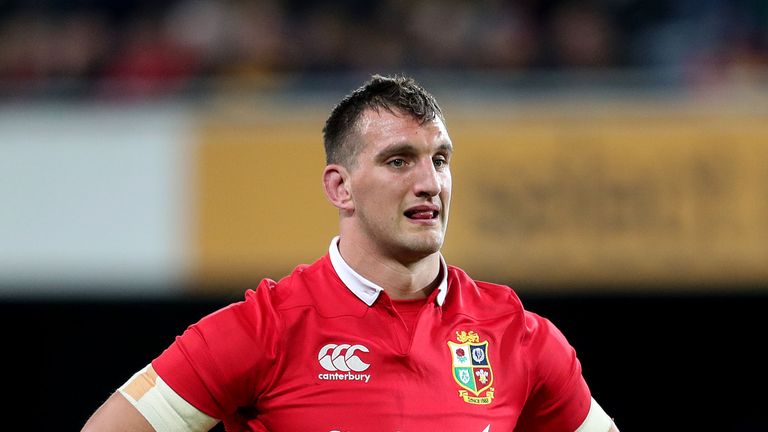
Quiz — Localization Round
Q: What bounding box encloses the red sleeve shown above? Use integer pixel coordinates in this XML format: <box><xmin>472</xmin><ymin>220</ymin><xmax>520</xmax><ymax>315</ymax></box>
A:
<box><xmin>151</xmin><ymin>280</ymin><xmax>280</xmax><ymax>419</ymax></box>
<box><xmin>514</xmin><ymin>312</ymin><xmax>592</xmax><ymax>432</ymax></box>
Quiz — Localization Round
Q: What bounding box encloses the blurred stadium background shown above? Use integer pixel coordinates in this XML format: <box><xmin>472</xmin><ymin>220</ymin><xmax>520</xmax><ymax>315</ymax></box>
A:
<box><xmin>2</xmin><ymin>0</ymin><xmax>767</xmax><ymax>430</ymax></box>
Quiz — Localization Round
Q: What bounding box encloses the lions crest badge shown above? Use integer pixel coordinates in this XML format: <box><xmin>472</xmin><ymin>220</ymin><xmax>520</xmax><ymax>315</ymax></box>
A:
<box><xmin>448</xmin><ymin>330</ymin><xmax>495</xmax><ymax>405</ymax></box>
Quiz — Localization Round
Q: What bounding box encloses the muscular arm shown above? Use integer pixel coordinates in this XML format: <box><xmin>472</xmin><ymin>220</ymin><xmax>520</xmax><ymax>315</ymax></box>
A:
<box><xmin>81</xmin><ymin>364</ymin><xmax>218</xmax><ymax>432</ymax></box>
<box><xmin>81</xmin><ymin>392</ymin><xmax>155</xmax><ymax>432</ymax></box>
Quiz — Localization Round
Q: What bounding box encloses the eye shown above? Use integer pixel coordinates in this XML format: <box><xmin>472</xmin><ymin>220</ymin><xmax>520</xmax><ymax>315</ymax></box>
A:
<box><xmin>387</xmin><ymin>158</ymin><xmax>406</xmax><ymax>168</ymax></box>
<box><xmin>433</xmin><ymin>157</ymin><xmax>448</xmax><ymax>168</ymax></box>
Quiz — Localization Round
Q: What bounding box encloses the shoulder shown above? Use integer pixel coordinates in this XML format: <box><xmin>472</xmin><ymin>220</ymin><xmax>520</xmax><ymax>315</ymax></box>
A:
<box><xmin>445</xmin><ymin>266</ymin><xmax>568</xmax><ymax>343</ymax></box>
<box><xmin>188</xmin><ymin>257</ymin><xmax>328</xmax><ymax>333</ymax></box>
<box><xmin>245</xmin><ymin>255</ymin><xmax>363</xmax><ymax>318</ymax></box>
<box><xmin>246</xmin><ymin>255</ymin><xmax>332</xmax><ymax>307</ymax></box>
<box><xmin>445</xmin><ymin>265</ymin><xmax>525</xmax><ymax>320</ymax></box>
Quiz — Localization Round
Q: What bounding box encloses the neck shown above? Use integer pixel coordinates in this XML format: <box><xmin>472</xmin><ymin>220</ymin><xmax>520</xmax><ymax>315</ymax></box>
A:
<box><xmin>337</xmin><ymin>234</ymin><xmax>442</xmax><ymax>301</ymax></box>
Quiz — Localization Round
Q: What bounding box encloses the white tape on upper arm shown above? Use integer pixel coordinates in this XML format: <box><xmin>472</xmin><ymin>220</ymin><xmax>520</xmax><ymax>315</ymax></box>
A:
<box><xmin>575</xmin><ymin>397</ymin><xmax>613</xmax><ymax>432</ymax></box>
<box><xmin>118</xmin><ymin>364</ymin><xmax>219</xmax><ymax>432</ymax></box>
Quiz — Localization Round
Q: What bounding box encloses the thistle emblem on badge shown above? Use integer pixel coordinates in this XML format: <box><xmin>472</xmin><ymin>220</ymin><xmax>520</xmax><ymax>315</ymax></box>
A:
<box><xmin>448</xmin><ymin>331</ymin><xmax>495</xmax><ymax>405</ymax></box>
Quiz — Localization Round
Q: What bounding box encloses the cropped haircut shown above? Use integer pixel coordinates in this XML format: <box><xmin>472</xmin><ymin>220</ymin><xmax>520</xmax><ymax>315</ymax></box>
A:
<box><xmin>322</xmin><ymin>75</ymin><xmax>445</xmax><ymax>167</ymax></box>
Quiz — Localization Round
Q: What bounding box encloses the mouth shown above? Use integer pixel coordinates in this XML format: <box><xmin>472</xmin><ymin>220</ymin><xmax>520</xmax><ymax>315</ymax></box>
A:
<box><xmin>404</xmin><ymin>205</ymin><xmax>440</xmax><ymax>221</ymax></box>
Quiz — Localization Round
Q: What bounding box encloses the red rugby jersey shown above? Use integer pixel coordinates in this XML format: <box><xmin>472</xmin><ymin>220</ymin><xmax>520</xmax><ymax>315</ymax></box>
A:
<box><xmin>153</xmin><ymin>244</ymin><xmax>591</xmax><ymax>431</ymax></box>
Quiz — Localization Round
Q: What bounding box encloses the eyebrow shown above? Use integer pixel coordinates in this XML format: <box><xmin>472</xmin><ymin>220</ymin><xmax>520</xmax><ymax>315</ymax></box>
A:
<box><xmin>374</xmin><ymin>142</ymin><xmax>454</xmax><ymax>162</ymax></box>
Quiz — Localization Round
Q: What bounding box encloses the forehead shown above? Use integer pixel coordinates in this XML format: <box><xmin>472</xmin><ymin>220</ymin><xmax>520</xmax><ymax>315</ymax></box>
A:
<box><xmin>355</xmin><ymin>108</ymin><xmax>452</xmax><ymax>152</ymax></box>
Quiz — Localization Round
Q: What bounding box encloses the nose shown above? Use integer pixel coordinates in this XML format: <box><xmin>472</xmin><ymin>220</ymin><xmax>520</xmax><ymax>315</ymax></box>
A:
<box><xmin>413</xmin><ymin>159</ymin><xmax>441</xmax><ymax>198</ymax></box>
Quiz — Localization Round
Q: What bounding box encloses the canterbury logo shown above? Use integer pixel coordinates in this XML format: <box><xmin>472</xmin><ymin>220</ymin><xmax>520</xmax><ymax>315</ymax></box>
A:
<box><xmin>318</xmin><ymin>343</ymin><xmax>370</xmax><ymax>372</ymax></box>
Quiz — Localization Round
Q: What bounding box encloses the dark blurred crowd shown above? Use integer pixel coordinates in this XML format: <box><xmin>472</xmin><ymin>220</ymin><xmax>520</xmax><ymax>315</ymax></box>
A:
<box><xmin>1</xmin><ymin>0</ymin><xmax>767</xmax><ymax>97</ymax></box>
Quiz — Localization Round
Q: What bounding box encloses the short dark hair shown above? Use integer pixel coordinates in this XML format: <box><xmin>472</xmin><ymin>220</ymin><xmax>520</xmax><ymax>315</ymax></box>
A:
<box><xmin>323</xmin><ymin>74</ymin><xmax>445</xmax><ymax>167</ymax></box>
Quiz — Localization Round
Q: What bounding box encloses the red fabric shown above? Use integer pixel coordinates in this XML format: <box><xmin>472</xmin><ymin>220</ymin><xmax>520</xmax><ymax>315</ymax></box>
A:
<box><xmin>153</xmin><ymin>255</ymin><xmax>591</xmax><ymax>431</ymax></box>
<box><xmin>391</xmin><ymin>297</ymin><xmax>428</xmax><ymax>333</ymax></box>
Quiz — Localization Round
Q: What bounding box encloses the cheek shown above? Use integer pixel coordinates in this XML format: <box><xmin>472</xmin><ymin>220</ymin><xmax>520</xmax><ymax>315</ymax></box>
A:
<box><xmin>441</xmin><ymin>175</ymin><xmax>452</xmax><ymax>196</ymax></box>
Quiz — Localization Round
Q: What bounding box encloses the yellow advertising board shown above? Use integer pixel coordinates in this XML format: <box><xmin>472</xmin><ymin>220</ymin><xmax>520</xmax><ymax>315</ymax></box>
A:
<box><xmin>193</xmin><ymin>111</ymin><xmax>337</xmax><ymax>287</ymax></box>
<box><xmin>193</xmin><ymin>104</ymin><xmax>768</xmax><ymax>292</ymax></box>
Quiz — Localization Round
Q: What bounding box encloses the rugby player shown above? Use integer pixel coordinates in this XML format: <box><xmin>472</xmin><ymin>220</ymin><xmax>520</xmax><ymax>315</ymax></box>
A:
<box><xmin>82</xmin><ymin>75</ymin><xmax>619</xmax><ymax>432</ymax></box>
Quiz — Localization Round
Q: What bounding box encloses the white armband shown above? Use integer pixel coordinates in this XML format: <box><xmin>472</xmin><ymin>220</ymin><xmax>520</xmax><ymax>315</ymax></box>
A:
<box><xmin>118</xmin><ymin>364</ymin><xmax>219</xmax><ymax>432</ymax></box>
<box><xmin>575</xmin><ymin>397</ymin><xmax>613</xmax><ymax>432</ymax></box>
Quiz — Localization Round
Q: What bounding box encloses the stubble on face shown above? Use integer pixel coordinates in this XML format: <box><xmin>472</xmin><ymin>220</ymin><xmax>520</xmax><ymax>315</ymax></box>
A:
<box><xmin>345</xmin><ymin>109</ymin><xmax>452</xmax><ymax>264</ymax></box>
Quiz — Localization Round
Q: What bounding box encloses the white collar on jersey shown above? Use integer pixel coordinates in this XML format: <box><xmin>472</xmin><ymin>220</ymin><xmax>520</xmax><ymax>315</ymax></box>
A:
<box><xmin>328</xmin><ymin>236</ymin><xmax>448</xmax><ymax>307</ymax></box>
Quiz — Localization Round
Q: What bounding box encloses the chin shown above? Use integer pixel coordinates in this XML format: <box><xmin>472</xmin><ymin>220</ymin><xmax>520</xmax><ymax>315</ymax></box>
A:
<box><xmin>402</xmin><ymin>234</ymin><xmax>444</xmax><ymax>256</ymax></box>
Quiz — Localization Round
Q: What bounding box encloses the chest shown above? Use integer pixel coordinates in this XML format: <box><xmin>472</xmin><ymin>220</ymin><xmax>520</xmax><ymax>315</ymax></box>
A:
<box><xmin>244</xmin><ymin>307</ymin><xmax>528</xmax><ymax>432</ymax></box>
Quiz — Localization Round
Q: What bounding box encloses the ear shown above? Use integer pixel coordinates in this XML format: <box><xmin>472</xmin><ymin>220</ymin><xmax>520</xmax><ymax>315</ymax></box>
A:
<box><xmin>323</xmin><ymin>164</ymin><xmax>354</xmax><ymax>211</ymax></box>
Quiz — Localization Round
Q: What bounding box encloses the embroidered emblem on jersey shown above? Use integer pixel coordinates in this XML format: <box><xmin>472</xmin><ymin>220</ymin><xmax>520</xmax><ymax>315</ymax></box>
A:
<box><xmin>448</xmin><ymin>331</ymin><xmax>495</xmax><ymax>405</ymax></box>
<box><xmin>317</xmin><ymin>343</ymin><xmax>372</xmax><ymax>383</ymax></box>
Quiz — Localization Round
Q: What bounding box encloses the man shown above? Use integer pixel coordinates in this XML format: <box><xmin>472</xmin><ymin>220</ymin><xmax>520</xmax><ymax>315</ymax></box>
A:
<box><xmin>82</xmin><ymin>75</ymin><xmax>619</xmax><ymax>431</ymax></box>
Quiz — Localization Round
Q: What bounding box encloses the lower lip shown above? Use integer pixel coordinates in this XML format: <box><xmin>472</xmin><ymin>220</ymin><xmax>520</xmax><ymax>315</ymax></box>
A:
<box><xmin>406</xmin><ymin>216</ymin><xmax>439</xmax><ymax>226</ymax></box>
